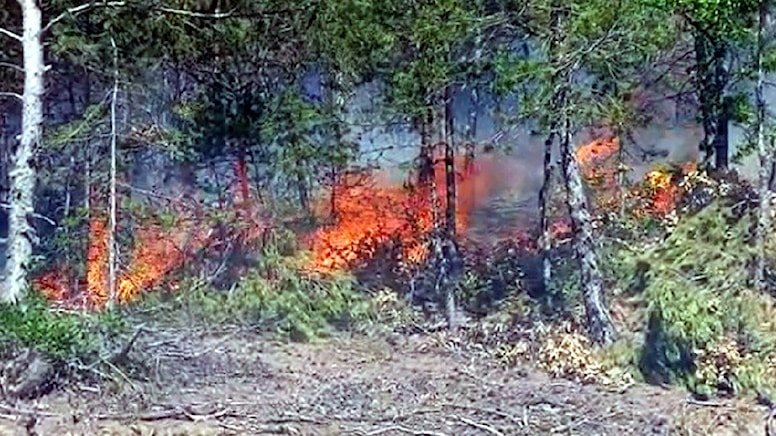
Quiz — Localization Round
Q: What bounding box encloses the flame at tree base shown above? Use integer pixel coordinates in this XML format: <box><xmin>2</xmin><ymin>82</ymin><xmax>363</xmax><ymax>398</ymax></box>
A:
<box><xmin>306</xmin><ymin>153</ymin><xmax>498</xmax><ymax>273</ymax></box>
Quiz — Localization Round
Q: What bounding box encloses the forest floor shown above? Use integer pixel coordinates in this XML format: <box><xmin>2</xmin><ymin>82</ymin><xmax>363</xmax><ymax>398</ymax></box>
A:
<box><xmin>0</xmin><ymin>324</ymin><xmax>770</xmax><ymax>436</ymax></box>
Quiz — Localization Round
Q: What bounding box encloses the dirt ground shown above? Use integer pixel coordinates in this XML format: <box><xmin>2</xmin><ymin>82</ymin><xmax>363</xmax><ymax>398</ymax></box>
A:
<box><xmin>0</xmin><ymin>327</ymin><xmax>771</xmax><ymax>436</ymax></box>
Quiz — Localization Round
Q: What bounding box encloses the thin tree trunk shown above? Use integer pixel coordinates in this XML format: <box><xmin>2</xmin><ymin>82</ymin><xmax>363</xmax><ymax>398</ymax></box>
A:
<box><xmin>539</xmin><ymin>124</ymin><xmax>557</xmax><ymax>291</ymax></box>
<box><xmin>84</xmin><ymin>145</ymin><xmax>91</xmax><ymax>214</ymax></box>
<box><xmin>3</xmin><ymin>0</ymin><xmax>44</xmax><ymax>303</ymax></box>
<box><xmin>417</xmin><ymin>107</ymin><xmax>434</xmax><ymax>186</ymax></box>
<box><xmin>444</xmin><ymin>86</ymin><xmax>456</xmax><ymax>238</ymax></box>
<box><xmin>327</xmin><ymin>69</ymin><xmax>346</xmax><ymax>219</ymax></box>
<box><xmin>559</xmin><ymin>112</ymin><xmax>617</xmax><ymax>345</ymax></box>
<box><xmin>540</xmin><ymin>2</ymin><xmax>562</xmax><ymax>293</ymax></box>
<box><xmin>694</xmin><ymin>31</ymin><xmax>730</xmax><ymax>170</ymax></box>
<box><xmin>464</xmin><ymin>87</ymin><xmax>478</xmax><ymax>175</ymax></box>
<box><xmin>296</xmin><ymin>160</ymin><xmax>310</xmax><ymax>217</ymax></box>
<box><xmin>443</xmin><ymin>86</ymin><xmax>458</xmax><ymax>331</ymax></box>
<box><xmin>755</xmin><ymin>0</ymin><xmax>771</xmax><ymax>292</ymax></box>
<box><xmin>713</xmin><ymin>43</ymin><xmax>729</xmax><ymax>170</ymax></box>
<box><xmin>107</xmin><ymin>36</ymin><xmax>119</xmax><ymax>309</ymax></box>
<box><xmin>694</xmin><ymin>33</ymin><xmax>716</xmax><ymax>166</ymax></box>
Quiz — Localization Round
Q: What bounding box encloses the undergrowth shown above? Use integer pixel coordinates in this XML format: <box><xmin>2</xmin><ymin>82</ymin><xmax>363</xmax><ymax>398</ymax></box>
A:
<box><xmin>139</xmin><ymin>243</ymin><xmax>375</xmax><ymax>342</ymax></box>
<box><xmin>604</xmin><ymin>201</ymin><xmax>776</xmax><ymax>397</ymax></box>
<box><xmin>0</xmin><ymin>292</ymin><xmax>125</xmax><ymax>365</ymax></box>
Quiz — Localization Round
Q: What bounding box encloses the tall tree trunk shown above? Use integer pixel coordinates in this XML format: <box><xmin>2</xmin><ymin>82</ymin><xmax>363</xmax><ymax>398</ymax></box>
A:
<box><xmin>694</xmin><ymin>33</ymin><xmax>715</xmax><ymax>166</ymax></box>
<box><xmin>694</xmin><ymin>31</ymin><xmax>729</xmax><ymax>170</ymax></box>
<box><xmin>417</xmin><ymin>107</ymin><xmax>435</xmax><ymax>187</ymax></box>
<box><xmin>559</xmin><ymin>112</ymin><xmax>617</xmax><ymax>345</ymax></box>
<box><xmin>712</xmin><ymin>43</ymin><xmax>729</xmax><ymax>170</ymax></box>
<box><xmin>107</xmin><ymin>36</ymin><xmax>119</xmax><ymax>309</ymax></box>
<box><xmin>755</xmin><ymin>0</ymin><xmax>771</xmax><ymax>292</ymax></box>
<box><xmin>295</xmin><ymin>160</ymin><xmax>310</xmax><ymax>217</ymax></box>
<box><xmin>3</xmin><ymin>0</ymin><xmax>43</xmax><ymax>303</ymax></box>
<box><xmin>444</xmin><ymin>87</ymin><xmax>456</xmax><ymax>238</ymax></box>
<box><xmin>539</xmin><ymin>124</ymin><xmax>557</xmax><ymax>291</ymax></box>
<box><xmin>327</xmin><ymin>69</ymin><xmax>347</xmax><ymax>219</ymax></box>
<box><xmin>464</xmin><ymin>87</ymin><xmax>478</xmax><ymax>175</ymax></box>
<box><xmin>234</xmin><ymin>148</ymin><xmax>251</xmax><ymax>206</ymax></box>
<box><xmin>443</xmin><ymin>86</ymin><xmax>459</xmax><ymax>331</ymax></box>
<box><xmin>540</xmin><ymin>2</ymin><xmax>562</xmax><ymax>293</ymax></box>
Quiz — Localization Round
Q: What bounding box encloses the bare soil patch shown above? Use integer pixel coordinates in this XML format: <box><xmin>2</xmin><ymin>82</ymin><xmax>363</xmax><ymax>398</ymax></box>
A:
<box><xmin>0</xmin><ymin>327</ymin><xmax>769</xmax><ymax>435</ymax></box>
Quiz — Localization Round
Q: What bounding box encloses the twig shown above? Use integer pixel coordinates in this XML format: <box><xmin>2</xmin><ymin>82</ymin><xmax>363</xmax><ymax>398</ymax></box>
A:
<box><xmin>0</xmin><ymin>92</ymin><xmax>23</xmax><ymax>102</ymax></box>
<box><xmin>359</xmin><ymin>425</ymin><xmax>448</xmax><ymax>436</ymax></box>
<box><xmin>0</xmin><ymin>404</ymin><xmax>59</xmax><ymax>418</ymax></box>
<box><xmin>0</xmin><ymin>62</ymin><xmax>23</xmax><ymax>73</ymax></box>
<box><xmin>0</xmin><ymin>203</ymin><xmax>55</xmax><ymax>225</ymax></box>
<box><xmin>0</xmin><ymin>27</ymin><xmax>21</xmax><ymax>42</ymax></box>
<box><xmin>157</xmin><ymin>6</ymin><xmax>236</xmax><ymax>18</ymax></box>
<box><xmin>96</xmin><ymin>408</ymin><xmax>182</xmax><ymax>421</ymax></box>
<box><xmin>687</xmin><ymin>398</ymin><xmax>730</xmax><ymax>408</ymax></box>
<box><xmin>454</xmin><ymin>415</ymin><xmax>505</xmax><ymax>436</ymax></box>
<box><xmin>95</xmin><ymin>406</ymin><xmax>238</xmax><ymax>422</ymax></box>
<box><xmin>439</xmin><ymin>403</ymin><xmax>521</xmax><ymax>425</ymax></box>
<box><xmin>44</xmin><ymin>2</ymin><xmax>128</xmax><ymax>33</ymax></box>
<box><xmin>184</xmin><ymin>329</ymin><xmax>242</xmax><ymax>359</ymax></box>
<box><xmin>109</xmin><ymin>325</ymin><xmax>146</xmax><ymax>364</ymax></box>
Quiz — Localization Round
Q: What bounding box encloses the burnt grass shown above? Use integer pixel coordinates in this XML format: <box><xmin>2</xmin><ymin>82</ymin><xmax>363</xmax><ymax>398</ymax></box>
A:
<box><xmin>0</xmin><ymin>320</ymin><xmax>769</xmax><ymax>435</ymax></box>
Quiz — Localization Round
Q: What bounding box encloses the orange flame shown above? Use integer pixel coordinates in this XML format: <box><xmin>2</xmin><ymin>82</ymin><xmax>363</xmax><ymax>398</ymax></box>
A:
<box><xmin>35</xmin><ymin>206</ymin><xmax>220</xmax><ymax>308</ymax></box>
<box><xmin>307</xmin><ymin>152</ymin><xmax>497</xmax><ymax>273</ymax></box>
<box><xmin>575</xmin><ymin>137</ymin><xmax>621</xmax><ymax>186</ymax></box>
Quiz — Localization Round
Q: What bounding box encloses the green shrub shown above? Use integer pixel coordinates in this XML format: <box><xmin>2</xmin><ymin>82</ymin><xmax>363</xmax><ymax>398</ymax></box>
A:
<box><xmin>152</xmin><ymin>246</ymin><xmax>374</xmax><ymax>341</ymax></box>
<box><xmin>0</xmin><ymin>293</ymin><xmax>124</xmax><ymax>363</ymax></box>
<box><xmin>631</xmin><ymin>202</ymin><xmax>776</xmax><ymax>395</ymax></box>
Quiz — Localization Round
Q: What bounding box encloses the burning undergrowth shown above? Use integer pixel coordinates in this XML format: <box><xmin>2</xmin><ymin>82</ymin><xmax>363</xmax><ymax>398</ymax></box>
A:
<box><xmin>31</xmin><ymin>134</ymin><xmax>708</xmax><ymax>332</ymax></box>
<box><xmin>34</xmin><ymin>191</ymin><xmax>268</xmax><ymax>310</ymax></box>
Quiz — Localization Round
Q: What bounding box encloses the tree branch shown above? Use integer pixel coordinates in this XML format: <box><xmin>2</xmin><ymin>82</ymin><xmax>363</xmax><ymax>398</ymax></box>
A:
<box><xmin>156</xmin><ymin>6</ymin><xmax>237</xmax><ymax>18</ymax></box>
<box><xmin>0</xmin><ymin>204</ymin><xmax>56</xmax><ymax>226</ymax></box>
<box><xmin>0</xmin><ymin>92</ymin><xmax>23</xmax><ymax>102</ymax></box>
<box><xmin>44</xmin><ymin>2</ymin><xmax>304</xmax><ymax>34</ymax></box>
<box><xmin>44</xmin><ymin>2</ymin><xmax>128</xmax><ymax>34</ymax></box>
<box><xmin>0</xmin><ymin>62</ymin><xmax>24</xmax><ymax>73</ymax></box>
<box><xmin>0</xmin><ymin>27</ymin><xmax>22</xmax><ymax>42</ymax></box>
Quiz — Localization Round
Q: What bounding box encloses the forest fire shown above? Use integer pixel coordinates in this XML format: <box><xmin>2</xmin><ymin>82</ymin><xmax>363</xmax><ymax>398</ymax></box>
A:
<box><xmin>307</xmin><ymin>154</ymin><xmax>498</xmax><ymax>273</ymax></box>
<box><xmin>639</xmin><ymin>161</ymin><xmax>697</xmax><ymax>216</ymax></box>
<box><xmin>575</xmin><ymin>137</ymin><xmax>620</xmax><ymax>186</ymax></box>
<box><xmin>35</xmin><ymin>212</ymin><xmax>212</xmax><ymax>309</ymax></box>
<box><xmin>33</xmin><ymin>137</ymin><xmax>693</xmax><ymax>307</ymax></box>
<box><xmin>574</xmin><ymin>136</ymin><xmax>694</xmax><ymax>217</ymax></box>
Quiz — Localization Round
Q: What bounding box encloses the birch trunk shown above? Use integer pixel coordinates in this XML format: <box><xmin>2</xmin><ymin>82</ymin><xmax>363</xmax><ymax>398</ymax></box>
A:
<box><xmin>3</xmin><ymin>0</ymin><xmax>43</xmax><ymax>303</ymax></box>
<box><xmin>755</xmin><ymin>0</ymin><xmax>771</xmax><ymax>292</ymax></box>
<box><xmin>538</xmin><ymin>126</ymin><xmax>556</xmax><ymax>291</ymax></box>
<box><xmin>559</xmin><ymin>114</ymin><xmax>617</xmax><ymax>345</ymax></box>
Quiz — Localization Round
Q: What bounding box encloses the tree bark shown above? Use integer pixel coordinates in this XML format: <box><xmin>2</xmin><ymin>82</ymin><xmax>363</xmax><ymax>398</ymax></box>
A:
<box><xmin>755</xmin><ymin>0</ymin><xmax>771</xmax><ymax>292</ymax></box>
<box><xmin>107</xmin><ymin>36</ymin><xmax>119</xmax><ymax>309</ymax></box>
<box><xmin>464</xmin><ymin>87</ymin><xmax>478</xmax><ymax>175</ymax></box>
<box><xmin>444</xmin><ymin>86</ymin><xmax>456</xmax><ymax>238</ymax></box>
<box><xmin>539</xmin><ymin>1</ymin><xmax>562</xmax><ymax>292</ymax></box>
<box><xmin>295</xmin><ymin>160</ymin><xmax>310</xmax><ymax>217</ymax></box>
<box><xmin>417</xmin><ymin>107</ymin><xmax>434</xmax><ymax>187</ymax></box>
<box><xmin>694</xmin><ymin>31</ymin><xmax>729</xmax><ymax>170</ymax></box>
<box><xmin>3</xmin><ymin>0</ymin><xmax>43</xmax><ymax>303</ymax></box>
<box><xmin>443</xmin><ymin>85</ymin><xmax>458</xmax><ymax>331</ymax></box>
<box><xmin>539</xmin><ymin>124</ymin><xmax>557</xmax><ymax>291</ymax></box>
<box><xmin>559</xmin><ymin>112</ymin><xmax>617</xmax><ymax>345</ymax></box>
